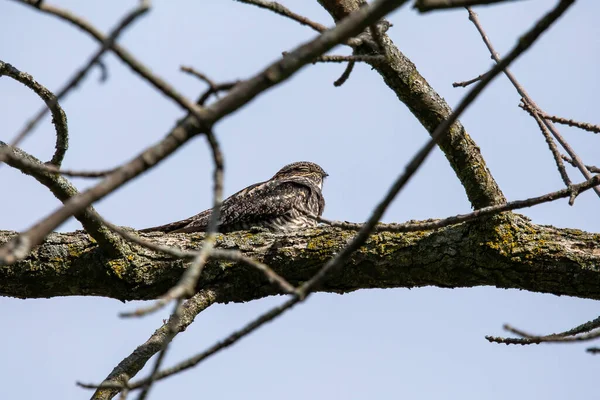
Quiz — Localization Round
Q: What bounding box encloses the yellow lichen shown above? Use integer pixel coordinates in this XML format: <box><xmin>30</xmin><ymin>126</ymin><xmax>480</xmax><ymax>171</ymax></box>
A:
<box><xmin>107</xmin><ymin>259</ymin><xmax>126</xmax><ymax>279</ymax></box>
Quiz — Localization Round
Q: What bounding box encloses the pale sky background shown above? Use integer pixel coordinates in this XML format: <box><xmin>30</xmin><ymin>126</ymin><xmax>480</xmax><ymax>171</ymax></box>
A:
<box><xmin>1</xmin><ymin>1</ymin><xmax>599</xmax><ymax>399</ymax></box>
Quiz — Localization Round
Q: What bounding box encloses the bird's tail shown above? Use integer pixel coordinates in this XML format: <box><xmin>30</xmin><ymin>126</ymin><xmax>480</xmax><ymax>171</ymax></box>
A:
<box><xmin>138</xmin><ymin>209</ymin><xmax>211</xmax><ymax>233</ymax></box>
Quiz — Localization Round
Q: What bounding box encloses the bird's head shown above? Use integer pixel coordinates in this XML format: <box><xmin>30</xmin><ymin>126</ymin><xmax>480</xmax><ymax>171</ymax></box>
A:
<box><xmin>272</xmin><ymin>161</ymin><xmax>328</xmax><ymax>189</ymax></box>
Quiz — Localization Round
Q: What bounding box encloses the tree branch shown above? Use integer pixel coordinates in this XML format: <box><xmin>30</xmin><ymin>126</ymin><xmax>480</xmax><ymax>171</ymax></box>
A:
<box><xmin>2</xmin><ymin>213</ymin><xmax>599</xmax><ymax>301</ymax></box>
<box><xmin>0</xmin><ymin>60</ymin><xmax>69</xmax><ymax>167</ymax></box>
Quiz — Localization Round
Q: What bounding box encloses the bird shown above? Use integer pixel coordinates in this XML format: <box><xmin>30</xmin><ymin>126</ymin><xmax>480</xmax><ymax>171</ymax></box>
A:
<box><xmin>140</xmin><ymin>161</ymin><xmax>328</xmax><ymax>234</ymax></box>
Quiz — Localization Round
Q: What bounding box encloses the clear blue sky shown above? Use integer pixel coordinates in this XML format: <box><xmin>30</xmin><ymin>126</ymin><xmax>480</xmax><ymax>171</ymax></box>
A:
<box><xmin>1</xmin><ymin>1</ymin><xmax>599</xmax><ymax>399</ymax></box>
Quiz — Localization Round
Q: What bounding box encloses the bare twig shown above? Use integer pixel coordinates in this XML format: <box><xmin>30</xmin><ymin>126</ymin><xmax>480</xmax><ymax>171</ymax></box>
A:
<box><xmin>466</xmin><ymin>6</ymin><xmax>600</xmax><ymax>199</ymax></box>
<box><xmin>550</xmin><ymin>316</ymin><xmax>600</xmax><ymax>338</ymax></box>
<box><xmin>180</xmin><ymin>66</ymin><xmax>241</xmax><ymax>105</ymax></box>
<box><xmin>197</xmin><ymin>82</ymin><xmax>240</xmax><ymax>106</ymax></box>
<box><xmin>0</xmin><ymin>154</ymin><xmax>119</xmax><ymax>178</ymax></box>
<box><xmin>314</xmin><ymin>54</ymin><xmax>386</xmax><ymax>63</ymax></box>
<box><xmin>180</xmin><ymin>66</ymin><xmax>219</xmax><ymax>88</ymax></box>
<box><xmin>541</xmin><ymin>112</ymin><xmax>600</xmax><ymax>134</ymax></box>
<box><xmin>234</xmin><ymin>0</ymin><xmax>327</xmax><ymax>33</ymax></box>
<box><xmin>235</xmin><ymin>0</ymin><xmax>367</xmax><ymax>47</ymax></box>
<box><xmin>452</xmin><ymin>72</ymin><xmax>488</xmax><ymax>88</ymax></box>
<box><xmin>486</xmin><ymin>321</ymin><xmax>600</xmax><ymax>346</ymax></box>
<box><xmin>0</xmin><ymin>60</ymin><xmax>68</xmax><ymax>167</ymax></box>
<box><xmin>415</xmin><ymin>0</ymin><xmax>524</xmax><ymax>13</ymax></box>
<box><xmin>561</xmin><ymin>155</ymin><xmax>600</xmax><ymax>174</ymax></box>
<box><xmin>97</xmin><ymin>59</ymin><xmax>109</xmax><ymax>83</ymax></box>
<box><xmin>333</xmin><ymin>61</ymin><xmax>355</xmax><ymax>86</ymax></box>
<box><xmin>527</xmin><ymin>105</ymin><xmax>574</xmax><ymax>203</ymax></box>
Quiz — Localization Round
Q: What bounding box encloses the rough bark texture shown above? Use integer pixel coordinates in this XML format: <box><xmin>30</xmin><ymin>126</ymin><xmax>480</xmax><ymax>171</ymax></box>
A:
<box><xmin>2</xmin><ymin>213</ymin><xmax>599</xmax><ymax>302</ymax></box>
<box><xmin>319</xmin><ymin>0</ymin><xmax>506</xmax><ymax>209</ymax></box>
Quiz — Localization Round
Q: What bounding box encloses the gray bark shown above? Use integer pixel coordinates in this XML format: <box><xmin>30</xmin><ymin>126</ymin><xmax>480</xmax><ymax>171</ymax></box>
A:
<box><xmin>2</xmin><ymin>213</ymin><xmax>599</xmax><ymax>302</ymax></box>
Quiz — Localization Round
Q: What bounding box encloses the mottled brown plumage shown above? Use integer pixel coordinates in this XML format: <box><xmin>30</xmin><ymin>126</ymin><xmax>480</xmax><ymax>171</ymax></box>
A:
<box><xmin>140</xmin><ymin>161</ymin><xmax>327</xmax><ymax>233</ymax></box>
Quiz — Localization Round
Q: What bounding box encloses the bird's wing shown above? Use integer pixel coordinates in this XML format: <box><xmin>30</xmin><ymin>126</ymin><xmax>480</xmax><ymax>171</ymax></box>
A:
<box><xmin>217</xmin><ymin>180</ymin><xmax>312</xmax><ymax>231</ymax></box>
<box><xmin>139</xmin><ymin>178</ymin><xmax>319</xmax><ymax>233</ymax></box>
<box><xmin>177</xmin><ymin>179</ymin><xmax>315</xmax><ymax>233</ymax></box>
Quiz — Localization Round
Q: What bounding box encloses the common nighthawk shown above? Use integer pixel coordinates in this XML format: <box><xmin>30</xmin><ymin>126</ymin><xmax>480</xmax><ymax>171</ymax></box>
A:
<box><xmin>140</xmin><ymin>161</ymin><xmax>327</xmax><ymax>233</ymax></box>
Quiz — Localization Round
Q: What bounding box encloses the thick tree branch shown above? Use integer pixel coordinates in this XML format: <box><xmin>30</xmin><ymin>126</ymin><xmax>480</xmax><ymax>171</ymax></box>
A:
<box><xmin>317</xmin><ymin>0</ymin><xmax>506</xmax><ymax>209</ymax></box>
<box><xmin>2</xmin><ymin>214</ymin><xmax>599</xmax><ymax>302</ymax></box>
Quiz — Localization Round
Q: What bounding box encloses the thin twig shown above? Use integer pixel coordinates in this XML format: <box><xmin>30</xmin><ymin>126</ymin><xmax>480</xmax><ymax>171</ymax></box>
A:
<box><xmin>0</xmin><ymin>60</ymin><xmax>68</xmax><ymax>167</ymax></box>
<box><xmin>466</xmin><ymin>6</ymin><xmax>600</xmax><ymax>199</ymax></box>
<box><xmin>541</xmin><ymin>112</ymin><xmax>600</xmax><ymax>134</ymax></box>
<box><xmin>234</xmin><ymin>0</ymin><xmax>327</xmax><ymax>33</ymax></box>
<box><xmin>527</xmin><ymin>104</ymin><xmax>574</xmax><ymax>203</ymax></box>
<box><xmin>180</xmin><ymin>66</ymin><xmax>219</xmax><ymax>89</ymax></box>
<box><xmin>489</xmin><ymin>316</ymin><xmax>600</xmax><ymax>347</ymax></box>
<box><xmin>0</xmin><ymin>155</ymin><xmax>118</xmax><ymax>178</ymax></box>
<box><xmin>180</xmin><ymin>67</ymin><xmax>241</xmax><ymax>105</ymax></box>
<box><xmin>333</xmin><ymin>61</ymin><xmax>355</xmax><ymax>86</ymax></box>
<box><xmin>452</xmin><ymin>72</ymin><xmax>488</xmax><ymax>88</ymax></box>
<box><xmin>234</xmin><ymin>0</ymin><xmax>366</xmax><ymax>47</ymax></box>
<box><xmin>549</xmin><ymin>316</ymin><xmax>600</xmax><ymax>338</ymax></box>
<box><xmin>486</xmin><ymin>322</ymin><xmax>600</xmax><ymax>345</ymax></box>
<box><xmin>415</xmin><ymin>0</ymin><xmax>525</xmax><ymax>13</ymax></box>
<box><xmin>561</xmin><ymin>155</ymin><xmax>600</xmax><ymax>174</ymax></box>
<box><xmin>197</xmin><ymin>82</ymin><xmax>239</xmax><ymax>106</ymax></box>
<box><xmin>314</xmin><ymin>54</ymin><xmax>386</xmax><ymax>63</ymax></box>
